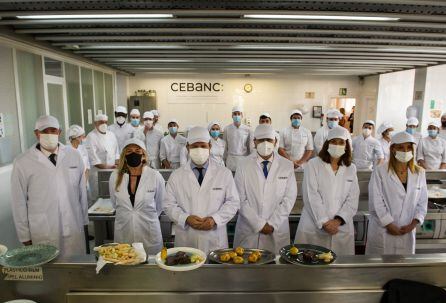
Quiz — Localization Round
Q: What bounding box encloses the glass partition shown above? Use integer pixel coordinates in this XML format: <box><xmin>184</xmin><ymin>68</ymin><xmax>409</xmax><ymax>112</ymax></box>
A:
<box><xmin>81</xmin><ymin>67</ymin><xmax>94</xmax><ymax>133</ymax></box>
<box><xmin>104</xmin><ymin>73</ymin><xmax>114</xmax><ymax>119</ymax></box>
<box><xmin>65</xmin><ymin>63</ymin><xmax>82</xmax><ymax>127</ymax></box>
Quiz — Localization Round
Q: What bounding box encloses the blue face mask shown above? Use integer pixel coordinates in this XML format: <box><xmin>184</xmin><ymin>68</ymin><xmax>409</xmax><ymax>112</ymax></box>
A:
<box><xmin>210</xmin><ymin>130</ymin><xmax>220</xmax><ymax>138</ymax></box>
<box><xmin>406</xmin><ymin>128</ymin><xmax>415</xmax><ymax>135</ymax></box>
<box><xmin>169</xmin><ymin>127</ymin><xmax>178</xmax><ymax>135</ymax></box>
<box><xmin>428</xmin><ymin>129</ymin><xmax>438</xmax><ymax>138</ymax></box>
<box><xmin>130</xmin><ymin>119</ymin><xmax>140</xmax><ymax>127</ymax></box>
<box><xmin>291</xmin><ymin>119</ymin><xmax>301</xmax><ymax>127</ymax></box>
<box><xmin>233</xmin><ymin>115</ymin><xmax>241</xmax><ymax>123</ymax></box>
<box><xmin>327</xmin><ymin>120</ymin><xmax>339</xmax><ymax>129</ymax></box>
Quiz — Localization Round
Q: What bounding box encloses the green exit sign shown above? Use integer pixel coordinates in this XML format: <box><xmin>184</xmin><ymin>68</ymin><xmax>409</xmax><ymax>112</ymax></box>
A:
<box><xmin>339</xmin><ymin>88</ymin><xmax>347</xmax><ymax>96</ymax></box>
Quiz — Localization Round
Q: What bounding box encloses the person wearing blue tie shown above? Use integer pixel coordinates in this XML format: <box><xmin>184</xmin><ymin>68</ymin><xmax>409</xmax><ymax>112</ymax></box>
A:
<box><xmin>233</xmin><ymin>124</ymin><xmax>297</xmax><ymax>254</ymax></box>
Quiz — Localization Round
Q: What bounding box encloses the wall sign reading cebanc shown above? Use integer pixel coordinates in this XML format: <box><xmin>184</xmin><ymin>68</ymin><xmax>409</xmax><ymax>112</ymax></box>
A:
<box><xmin>168</xmin><ymin>81</ymin><xmax>226</xmax><ymax>104</ymax></box>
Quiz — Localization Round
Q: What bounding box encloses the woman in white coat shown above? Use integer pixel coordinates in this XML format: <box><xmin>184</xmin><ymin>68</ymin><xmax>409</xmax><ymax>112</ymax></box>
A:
<box><xmin>377</xmin><ymin>122</ymin><xmax>394</xmax><ymax>161</ymax></box>
<box><xmin>208</xmin><ymin>121</ymin><xmax>226</xmax><ymax>166</ymax></box>
<box><xmin>109</xmin><ymin>138</ymin><xmax>165</xmax><ymax>254</ymax></box>
<box><xmin>417</xmin><ymin>120</ymin><xmax>446</xmax><ymax>170</ymax></box>
<box><xmin>366</xmin><ymin>131</ymin><xmax>428</xmax><ymax>255</ymax></box>
<box><xmin>295</xmin><ymin>126</ymin><xmax>359</xmax><ymax>255</ymax></box>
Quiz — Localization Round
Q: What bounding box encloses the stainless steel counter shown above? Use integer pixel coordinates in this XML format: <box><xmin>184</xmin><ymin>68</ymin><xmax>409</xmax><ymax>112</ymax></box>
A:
<box><xmin>2</xmin><ymin>254</ymin><xmax>446</xmax><ymax>303</ymax></box>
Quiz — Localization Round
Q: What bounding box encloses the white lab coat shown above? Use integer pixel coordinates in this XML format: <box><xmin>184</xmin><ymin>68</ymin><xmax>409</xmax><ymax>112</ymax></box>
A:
<box><xmin>416</xmin><ymin>136</ymin><xmax>446</xmax><ymax>170</ymax></box>
<box><xmin>135</xmin><ymin>128</ymin><xmax>164</xmax><ymax>169</ymax></box>
<box><xmin>234</xmin><ymin>153</ymin><xmax>297</xmax><ymax>254</ymax></box>
<box><xmin>295</xmin><ymin>157</ymin><xmax>360</xmax><ymax>255</ymax></box>
<box><xmin>163</xmin><ymin>160</ymin><xmax>240</xmax><ymax>254</ymax></box>
<box><xmin>11</xmin><ymin>143</ymin><xmax>88</xmax><ymax>257</ymax></box>
<box><xmin>279</xmin><ymin>126</ymin><xmax>314</xmax><ymax>161</ymax></box>
<box><xmin>108</xmin><ymin>123</ymin><xmax>135</xmax><ymax>152</ymax></box>
<box><xmin>366</xmin><ymin>163</ymin><xmax>428</xmax><ymax>255</ymax></box>
<box><xmin>154</xmin><ymin>123</ymin><xmax>164</xmax><ymax>134</ymax></box>
<box><xmin>85</xmin><ymin>129</ymin><xmax>120</xmax><ymax>200</ymax></box>
<box><xmin>379</xmin><ymin>138</ymin><xmax>391</xmax><ymax>162</ymax></box>
<box><xmin>210</xmin><ymin>137</ymin><xmax>226</xmax><ymax>167</ymax></box>
<box><xmin>439</xmin><ymin>129</ymin><xmax>446</xmax><ymax>141</ymax></box>
<box><xmin>223</xmin><ymin>123</ymin><xmax>254</xmax><ymax>171</ymax></box>
<box><xmin>160</xmin><ymin>134</ymin><xmax>186</xmax><ymax>169</ymax></box>
<box><xmin>314</xmin><ymin>126</ymin><xmax>352</xmax><ymax>154</ymax></box>
<box><xmin>109</xmin><ymin>167</ymin><xmax>165</xmax><ymax>254</ymax></box>
<box><xmin>352</xmin><ymin>135</ymin><xmax>384</xmax><ymax>170</ymax></box>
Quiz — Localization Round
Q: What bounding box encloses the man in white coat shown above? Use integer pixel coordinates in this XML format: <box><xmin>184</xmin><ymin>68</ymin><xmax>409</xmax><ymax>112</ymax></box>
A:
<box><xmin>406</xmin><ymin>117</ymin><xmax>422</xmax><ymax>146</ymax></box>
<box><xmin>234</xmin><ymin>124</ymin><xmax>297</xmax><ymax>254</ymax></box>
<box><xmin>85</xmin><ymin>114</ymin><xmax>120</xmax><ymax>200</ymax></box>
<box><xmin>223</xmin><ymin>106</ymin><xmax>254</xmax><ymax>172</ymax></box>
<box><xmin>314</xmin><ymin>109</ymin><xmax>352</xmax><ymax>154</ymax></box>
<box><xmin>351</xmin><ymin>120</ymin><xmax>384</xmax><ymax>169</ymax></box>
<box><xmin>135</xmin><ymin>111</ymin><xmax>164</xmax><ymax>169</ymax></box>
<box><xmin>108</xmin><ymin>106</ymin><xmax>134</xmax><ymax>152</ymax></box>
<box><xmin>160</xmin><ymin>118</ymin><xmax>186</xmax><ymax>169</ymax></box>
<box><xmin>129</xmin><ymin>108</ymin><xmax>144</xmax><ymax>133</ymax></box>
<box><xmin>11</xmin><ymin>115</ymin><xmax>89</xmax><ymax>257</ymax></box>
<box><xmin>164</xmin><ymin>126</ymin><xmax>240</xmax><ymax>254</ymax></box>
<box><xmin>152</xmin><ymin>110</ymin><xmax>164</xmax><ymax>134</ymax></box>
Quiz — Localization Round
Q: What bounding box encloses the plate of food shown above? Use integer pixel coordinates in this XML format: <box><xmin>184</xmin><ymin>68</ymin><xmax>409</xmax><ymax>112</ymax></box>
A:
<box><xmin>0</xmin><ymin>244</ymin><xmax>59</xmax><ymax>268</ymax></box>
<box><xmin>94</xmin><ymin>243</ymin><xmax>146</xmax><ymax>266</ymax></box>
<box><xmin>280</xmin><ymin>244</ymin><xmax>336</xmax><ymax>266</ymax></box>
<box><xmin>0</xmin><ymin>244</ymin><xmax>7</xmax><ymax>256</ymax></box>
<box><xmin>208</xmin><ymin>247</ymin><xmax>275</xmax><ymax>265</ymax></box>
<box><xmin>155</xmin><ymin>247</ymin><xmax>206</xmax><ymax>271</ymax></box>
<box><xmin>88</xmin><ymin>198</ymin><xmax>115</xmax><ymax>215</ymax></box>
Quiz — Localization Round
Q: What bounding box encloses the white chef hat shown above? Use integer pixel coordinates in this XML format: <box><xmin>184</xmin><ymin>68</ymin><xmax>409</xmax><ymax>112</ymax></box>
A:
<box><xmin>377</xmin><ymin>122</ymin><xmax>393</xmax><ymax>135</ymax></box>
<box><xmin>130</xmin><ymin>108</ymin><xmax>140</xmax><ymax>116</ymax></box>
<box><xmin>232</xmin><ymin>105</ymin><xmax>243</xmax><ymax>113</ymax></box>
<box><xmin>68</xmin><ymin>125</ymin><xmax>85</xmax><ymax>139</ymax></box>
<box><xmin>259</xmin><ymin>112</ymin><xmax>271</xmax><ymax>118</ymax></box>
<box><xmin>327</xmin><ymin>126</ymin><xmax>350</xmax><ymax>141</ymax></box>
<box><xmin>363</xmin><ymin>120</ymin><xmax>375</xmax><ymax>127</ymax></box>
<box><xmin>326</xmin><ymin>109</ymin><xmax>341</xmax><ymax>119</ymax></box>
<box><xmin>391</xmin><ymin>131</ymin><xmax>416</xmax><ymax>145</ymax></box>
<box><xmin>207</xmin><ymin>121</ymin><xmax>221</xmax><ymax>131</ymax></box>
<box><xmin>95</xmin><ymin>114</ymin><xmax>108</xmax><ymax>122</ymax></box>
<box><xmin>123</xmin><ymin>138</ymin><xmax>146</xmax><ymax>151</ymax></box>
<box><xmin>115</xmin><ymin>106</ymin><xmax>127</xmax><ymax>114</ymax></box>
<box><xmin>168</xmin><ymin>118</ymin><xmax>178</xmax><ymax>125</ymax></box>
<box><xmin>35</xmin><ymin>115</ymin><xmax>60</xmax><ymax>131</ymax></box>
<box><xmin>254</xmin><ymin>124</ymin><xmax>276</xmax><ymax>140</ymax></box>
<box><xmin>290</xmin><ymin>109</ymin><xmax>303</xmax><ymax>118</ymax></box>
<box><xmin>428</xmin><ymin>120</ymin><xmax>441</xmax><ymax>128</ymax></box>
<box><xmin>151</xmin><ymin>109</ymin><xmax>160</xmax><ymax>116</ymax></box>
<box><xmin>143</xmin><ymin>111</ymin><xmax>154</xmax><ymax>119</ymax></box>
<box><xmin>406</xmin><ymin>117</ymin><xmax>419</xmax><ymax>126</ymax></box>
<box><xmin>187</xmin><ymin>126</ymin><xmax>211</xmax><ymax>144</ymax></box>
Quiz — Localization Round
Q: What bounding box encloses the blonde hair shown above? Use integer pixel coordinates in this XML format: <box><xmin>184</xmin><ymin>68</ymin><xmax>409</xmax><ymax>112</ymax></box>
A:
<box><xmin>388</xmin><ymin>143</ymin><xmax>420</xmax><ymax>175</ymax></box>
<box><xmin>115</xmin><ymin>145</ymin><xmax>148</xmax><ymax>191</ymax></box>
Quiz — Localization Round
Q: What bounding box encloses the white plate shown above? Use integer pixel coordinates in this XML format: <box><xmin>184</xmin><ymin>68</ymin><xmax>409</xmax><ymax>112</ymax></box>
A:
<box><xmin>155</xmin><ymin>247</ymin><xmax>206</xmax><ymax>272</ymax></box>
<box><xmin>0</xmin><ymin>244</ymin><xmax>7</xmax><ymax>256</ymax></box>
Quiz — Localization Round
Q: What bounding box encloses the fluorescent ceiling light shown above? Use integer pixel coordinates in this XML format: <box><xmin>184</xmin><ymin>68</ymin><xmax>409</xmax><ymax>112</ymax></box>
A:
<box><xmin>128</xmin><ymin>67</ymin><xmax>196</xmax><ymax>70</ymax></box>
<box><xmin>79</xmin><ymin>45</ymin><xmax>186</xmax><ymax>50</ymax></box>
<box><xmin>228</xmin><ymin>59</ymin><xmax>302</xmax><ymax>63</ymax></box>
<box><xmin>233</xmin><ymin>45</ymin><xmax>328</xmax><ymax>50</ymax></box>
<box><xmin>243</xmin><ymin>14</ymin><xmax>399</xmax><ymax>21</ymax></box>
<box><xmin>224</xmin><ymin>68</ymin><xmax>282</xmax><ymax>71</ymax></box>
<box><xmin>16</xmin><ymin>14</ymin><xmax>173</xmax><ymax>19</ymax></box>
<box><xmin>109</xmin><ymin>59</ymin><xmax>191</xmax><ymax>62</ymax></box>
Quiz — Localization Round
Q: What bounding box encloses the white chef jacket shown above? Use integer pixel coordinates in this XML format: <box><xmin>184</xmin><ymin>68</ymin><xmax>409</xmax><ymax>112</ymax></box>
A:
<box><xmin>160</xmin><ymin>134</ymin><xmax>187</xmax><ymax>169</ymax></box>
<box><xmin>379</xmin><ymin>137</ymin><xmax>391</xmax><ymax>162</ymax></box>
<box><xmin>210</xmin><ymin>137</ymin><xmax>226</xmax><ymax>167</ymax></box>
<box><xmin>417</xmin><ymin>136</ymin><xmax>446</xmax><ymax>170</ymax></box>
<box><xmin>154</xmin><ymin>123</ymin><xmax>165</xmax><ymax>134</ymax></box>
<box><xmin>279</xmin><ymin>126</ymin><xmax>314</xmax><ymax>161</ymax></box>
<box><xmin>223</xmin><ymin>123</ymin><xmax>254</xmax><ymax>171</ymax></box>
<box><xmin>108</xmin><ymin>122</ymin><xmax>134</xmax><ymax>152</ymax></box>
<box><xmin>135</xmin><ymin>127</ymin><xmax>164</xmax><ymax>169</ymax></box>
<box><xmin>352</xmin><ymin>135</ymin><xmax>384</xmax><ymax>170</ymax></box>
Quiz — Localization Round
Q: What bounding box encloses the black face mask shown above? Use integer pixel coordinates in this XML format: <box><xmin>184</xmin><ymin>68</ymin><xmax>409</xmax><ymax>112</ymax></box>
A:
<box><xmin>126</xmin><ymin>153</ymin><xmax>143</xmax><ymax>167</ymax></box>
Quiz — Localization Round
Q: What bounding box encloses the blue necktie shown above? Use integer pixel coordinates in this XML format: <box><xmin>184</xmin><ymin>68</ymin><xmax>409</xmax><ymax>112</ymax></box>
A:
<box><xmin>262</xmin><ymin>161</ymin><xmax>269</xmax><ymax>179</ymax></box>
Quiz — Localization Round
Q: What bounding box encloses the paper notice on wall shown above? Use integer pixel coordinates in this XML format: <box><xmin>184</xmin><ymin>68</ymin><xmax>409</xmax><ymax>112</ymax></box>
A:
<box><xmin>2</xmin><ymin>267</ymin><xmax>43</xmax><ymax>281</ymax></box>
<box><xmin>87</xmin><ymin>109</ymin><xmax>92</xmax><ymax>124</ymax></box>
<box><xmin>0</xmin><ymin>113</ymin><xmax>5</xmax><ymax>138</ymax></box>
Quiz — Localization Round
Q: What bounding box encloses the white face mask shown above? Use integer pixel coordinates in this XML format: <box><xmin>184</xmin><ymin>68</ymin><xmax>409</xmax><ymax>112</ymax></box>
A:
<box><xmin>98</xmin><ymin>123</ymin><xmax>108</xmax><ymax>133</ymax></box>
<box><xmin>395</xmin><ymin>151</ymin><xmax>413</xmax><ymax>163</ymax></box>
<box><xmin>189</xmin><ymin>148</ymin><xmax>210</xmax><ymax>166</ymax></box>
<box><xmin>362</xmin><ymin>128</ymin><xmax>372</xmax><ymax>137</ymax></box>
<box><xmin>257</xmin><ymin>141</ymin><xmax>275</xmax><ymax>157</ymax></box>
<box><xmin>40</xmin><ymin>133</ymin><xmax>59</xmax><ymax>150</ymax></box>
<box><xmin>328</xmin><ymin>144</ymin><xmax>346</xmax><ymax>158</ymax></box>
<box><xmin>116</xmin><ymin>116</ymin><xmax>126</xmax><ymax>125</ymax></box>
<box><xmin>144</xmin><ymin>120</ymin><xmax>154</xmax><ymax>128</ymax></box>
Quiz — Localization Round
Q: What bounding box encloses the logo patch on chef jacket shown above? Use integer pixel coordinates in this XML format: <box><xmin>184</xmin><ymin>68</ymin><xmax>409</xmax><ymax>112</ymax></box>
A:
<box><xmin>278</xmin><ymin>177</ymin><xmax>288</xmax><ymax>179</ymax></box>
<box><xmin>69</xmin><ymin>166</ymin><xmax>78</xmax><ymax>169</ymax></box>
<box><xmin>212</xmin><ymin>187</ymin><xmax>223</xmax><ymax>191</ymax></box>
<box><xmin>346</xmin><ymin>179</ymin><xmax>353</xmax><ymax>182</ymax></box>
<box><xmin>147</xmin><ymin>189</ymin><xmax>155</xmax><ymax>193</ymax></box>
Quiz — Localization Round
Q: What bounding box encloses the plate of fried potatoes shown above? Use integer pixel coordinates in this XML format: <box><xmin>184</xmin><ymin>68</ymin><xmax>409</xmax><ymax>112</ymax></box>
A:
<box><xmin>94</xmin><ymin>243</ymin><xmax>146</xmax><ymax>267</ymax></box>
<box><xmin>208</xmin><ymin>247</ymin><xmax>275</xmax><ymax>265</ymax></box>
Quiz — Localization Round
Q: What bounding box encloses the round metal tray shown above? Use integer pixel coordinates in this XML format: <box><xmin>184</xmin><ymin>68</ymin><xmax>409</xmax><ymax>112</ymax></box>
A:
<box><xmin>280</xmin><ymin>244</ymin><xmax>336</xmax><ymax>266</ymax></box>
<box><xmin>208</xmin><ymin>248</ymin><xmax>275</xmax><ymax>265</ymax></box>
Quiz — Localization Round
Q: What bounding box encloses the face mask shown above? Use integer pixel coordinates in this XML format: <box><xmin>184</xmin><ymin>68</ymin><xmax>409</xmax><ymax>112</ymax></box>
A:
<box><xmin>327</xmin><ymin>120</ymin><xmax>338</xmax><ymax>129</ymax></box>
<box><xmin>328</xmin><ymin>144</ymin><xmax>345</xmax><ymax>158</ymax></box>
<box><xmin>130</xmin><ymin>119</ymin><xmax>140</xmax><ymax>127</ymax></box>
<box><xmin>98</xmin><ymin>123</ymin><xmax>108</xmax><ymax>134</ymax></box>
<box><xmin>395</xmin><ymin>151</ymin><xmax>413</xmax><ymax>163</ymax></box>
<box><xmin>169</xmin><ymin>127</ymin><xmax>177</xmax><ymax>135</ymax></box>
<box><xmin>428</xmin><ymin>129</ymin><xmax>438</xmax><ymax>138</ymax></box>
<box><xmin>210</xmin><ymin>130</ymin><xmax>220</xmax><ymax>138</ymax></box>
<box><xmin>406</xmin><ymin>128</ymin><xmax>415</xmax><ymax>135</ymax></box>
<box><xmin>40</xmin><ymin>134</ymin><xmax>59</xmax><ymax>150</ymax></box>
<box><xmin>442</xmin><ymin>121</ymin><xmax>446</xmax><ymax>128</ymax></box>
<box><xmin>362</xmin><ymin>128</ymin><xmax>372</xmax><ymax>137</ymax></box>
<box><xmin>291</xmin><ymin>119</ymin><xmax>301</xmax><ymax>127</ymax></box>
<box><xmin>144</xmin><ymin>120</ymin><xmax>153</xmax><ymax>128</ymax></box>
<box><xmin>116</xmin><ymin>116</ymin><xmax>126</xmax><ymax>125</ymax></box>
<box><xmin>257</xmin><ymin>141</ymin><xmax>275</xmax><ymax>157</ymax></box>
<box><xmin>189</xmin><ymin>148</ymin><xmax>209</xmax><ymax>166</ymax></box>
<box><xmin>233</xmin><ymin>116</ymin><xmax>241</xmax><ymax>123</ymax></box>
<box><xmin>125</xmin><ymin>153</ymin><xmax>143</xmax><ymax>167</ymax></box>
